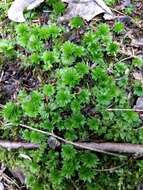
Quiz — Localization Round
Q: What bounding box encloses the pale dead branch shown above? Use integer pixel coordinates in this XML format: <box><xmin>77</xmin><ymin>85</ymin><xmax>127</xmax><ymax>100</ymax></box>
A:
<box><xmin>0</xmin><ymin>140</ymin><xmax>39</xmax><ymax>150</ymax></box>
<box><xmin>107</xmin><ymin>108</ymin><xmax>143</xmax><ymax>112</ymax></box>
<box><xmin>77</xmin><ymin>142</ymin><xmax>143</xmax><ymax>154</ymax></box>
<box><xmin>20</xmin><ymin>124</ymin><xmax>125</xmax><ymax>157</ymax></box>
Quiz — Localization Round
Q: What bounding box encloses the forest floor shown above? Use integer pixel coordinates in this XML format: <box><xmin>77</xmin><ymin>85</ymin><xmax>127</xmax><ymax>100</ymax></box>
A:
<box><xmin>0</xmin><ymin>0</ymin><xmax>143</xmax><ymax>189</ymax></box>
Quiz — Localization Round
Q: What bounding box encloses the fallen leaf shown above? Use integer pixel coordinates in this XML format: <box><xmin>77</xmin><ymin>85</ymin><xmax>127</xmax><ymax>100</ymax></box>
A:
<box><xmin>134</xmin><ymin>97</ymin><xmax>143</xmax><ymax>120</ymax></box>
<box><xmin>8</xmin><ymin>0</ymin><xmax>44</xmax><ymax>22</ymax></box>
<box><xmin>133</xmin><ymin>70</ymin><xmax>143</xmax><ymax>84</ymax></box>
<box><xmin>60</xmin><ymin>0</ymin><xmax>114</xmax><ymax>22</ymax></box>
<box><xmin>10</xmin><ymin>169</ymin><xmax>25</xmax><ymax>184</ymax></box>
<box><xmin>8</xmin><ymin>0</ymin><xmax>113</xmax><ymax>22</ymax></box>
<box><xmin>134</xmin><ymin>97</ymin><xmax>143</xmax><ymax>110</ymax></box>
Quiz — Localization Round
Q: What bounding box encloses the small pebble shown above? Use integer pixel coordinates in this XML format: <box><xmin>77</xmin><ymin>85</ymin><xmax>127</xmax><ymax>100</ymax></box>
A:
<box><xmin>48</xmin><ymin>136</ymin><xmax>60</xmax><ymax>149</ymax></box>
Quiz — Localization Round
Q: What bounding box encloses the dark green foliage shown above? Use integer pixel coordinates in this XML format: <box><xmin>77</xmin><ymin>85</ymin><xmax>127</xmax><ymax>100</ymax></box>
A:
<box><xmin>57</xmin><ymin>67</ymin><xmax>80</xmax><ymax>87</ymax></box>
<box><xmin>56</xmin><ymin>88</ymin><xmax>72</xmax><ymax>107</ymax></box>
<box><xmin>21</xmin><ymin>91</ymin><xmax>42</xmax><ymax>117</ymax></box>
<box><xmin>132</xmin><ymin>57</ymin><xmax>143</xmax><ymax>68</ymax></box>
<box><xmin>43</xmin><ymin>84</ymin><xmax>55</xmax><ymax>96</ymax></box>
<box><xmin>134</xmin><ymin>81</ymin><xmax>143</xmax><ymax>96</ymax></box>
<box><xmin>61</xmin><ymin>41</ymin><xmax>84</xmax><ymax>65</ymax></box>
<box><xmin>113</xmin><ymin>22</ymin><xmax>124</xmax><ymax>33</ymax></box>
<box><xmin>2</xmin><ymin>102</ymin><xmax>21</xmax><ymax>123</ymax></box>
<box><xmin>70</xmin><ymin>16</ymin><xmax>84</xmax><ymax>29</ymax></box>
<box><xmin>0</xmin><ymin>3</ymin><xmax>143</xmax><ymax>189</ymax></box>
<box><xmin>0</xmin><ymin>40</ymin><xmax>16</xmax><ymax>59</ymax></box>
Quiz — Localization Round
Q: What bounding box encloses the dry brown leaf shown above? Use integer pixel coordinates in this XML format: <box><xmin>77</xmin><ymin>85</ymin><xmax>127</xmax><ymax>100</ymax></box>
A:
<box><xmin>134</xmin><ymin>97</ymin><xmax>143</xmax><ymax>120</ymax></box>
<box><xmin>8</xmin><ymin>0</ymin><xmax>113</xmax><ymax>22</ymax></box>
<box><xmin>8</xmin><ymin>0</ymin><xmax>44</xmax><ymax>22</ymax></box>
<box><xmin>134</xmin><ymin>97</ymin><xmax>143</xmax><ymax>110</ymax></box>
<box><xmin>60</xmin><ymin>0</ymin><xmax>114</xmax><ymax>22</ymax></box>
<box><xmin>133</xmin><ymin>70</ymin><xmax>143</xmax><ymax>84</ymax></box>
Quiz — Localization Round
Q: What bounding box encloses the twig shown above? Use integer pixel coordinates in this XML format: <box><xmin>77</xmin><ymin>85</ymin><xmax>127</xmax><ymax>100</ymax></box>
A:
<box><xmin>117</xmin><ymin>55</ymin><xmax>134</xmax><ymax>63</ymax></box>
<box><xmin>95</xmin><ymin>163</ymin><xmax>125</xmax><ymax>172</ymax></box>
<box><xmin>0</xmin><ymin>140</ymin><xmax>39</xmax><ymax>150</ymax></box>
<box><xmin>107</xmin><ymin>108</ymin><xmax>143</xmax><ymax>112</ymax></box>
<box><xmin>111</xmin><ymin>8</ymin><xmax>143</xmax><ymax>31</ymax></box>
<box><xmin>2</xmin><ymin>173</ymin><xmax>21</xmax><ymax>189</ymax></box>
<box><xmin>71</xmin><ymin>180</ymin><xmax>79</xmax><ymax>190</ymax></box>
<box><xmin>134</xmin><ymin>126</ymin><xmax>143</xmax><ymax>131</ymax></box>
<box><xmin>19</xmin><ymin>124</ymin><xmax>125</xmax><ymax>158</ymax></box>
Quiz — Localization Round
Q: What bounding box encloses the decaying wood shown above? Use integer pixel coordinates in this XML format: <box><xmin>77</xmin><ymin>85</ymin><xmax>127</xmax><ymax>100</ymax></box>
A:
<box><xmin>0</xmin><ymin>140</ymin><xmax>39</xmax><ymax>150</ymax></box>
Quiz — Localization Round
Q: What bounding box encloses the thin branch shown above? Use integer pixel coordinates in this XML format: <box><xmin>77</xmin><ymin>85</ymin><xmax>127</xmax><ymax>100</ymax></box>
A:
<box><xmin>2</xmin><ymin>173</ymin><xmax>21</xmax><ymax>189</ymax></box>
<box><xmin>107</xmin><ymin>108</ymin><xmax>143</xmax><ymax>112</ymax></box>
<box><xmin>117</xmin><ymin>56</ymin><xmax>134</xmax><ymax>63</ymax></box>
<box><xmin>19</xmin><ymin>124</ymin><xmax>125</xmax><ymax>158</ymax></box>
<box><xmin>95</xmin><ymin>163</ymin><xmax>126</xmax><ymax>172</ymax></box>
<box><xmin>134</xmin><ymin>126</ymin><xmax>143</xmax><ymax>131</ymax></box>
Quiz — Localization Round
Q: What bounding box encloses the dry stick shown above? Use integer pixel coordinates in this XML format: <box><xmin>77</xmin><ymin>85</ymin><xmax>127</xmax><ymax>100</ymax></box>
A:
<box><xmin>107</xmin><ymin>108</ymin><xmax>143</xmax><ymax>112</ymax></box>
<box><xmin>2</xmin><ymin>173</ymin><xmax>21</xmax><ymax>189</ymax></box>
<box><xmin>77</xmin><ymin>142</ymin><xmax>143</xmax><ymax>154</ymax></box>
<box><xmin>95</xmin><ymin>163</ymin><xmax>126</xmax><ymax>172</ymax></box>
<box><xmin>117</xmin><ymin>55</ymin><xmax>134</xmax><ymax>63</ymax></box>
<box><xmin>19</xmin><ymin>124</ymin><xmax>125</xmax><ymax>158</ymax></box>
<box><xmin>134</xmin><ymin>126</ymin><xmax>143</xmax><ymax>131</ymax></box>
<box><xmin>0</xmin><ymin>140</ymin><xmax>39</xmax><ymax>150</ymax></box>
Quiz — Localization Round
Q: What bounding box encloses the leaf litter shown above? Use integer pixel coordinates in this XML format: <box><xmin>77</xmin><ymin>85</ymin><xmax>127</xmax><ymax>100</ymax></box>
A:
<box><xmin>8</xmin><ymin>0</ymin><xmax>114</xmax><ymax>22</ymax></box>
<box><xmin>2</xmin><ymin>0</ymin><xmax>143</xmax><ymax>189</ymax></box>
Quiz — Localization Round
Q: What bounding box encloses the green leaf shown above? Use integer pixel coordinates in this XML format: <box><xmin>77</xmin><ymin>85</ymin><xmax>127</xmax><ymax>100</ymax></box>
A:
<box><xmin>81</xmin><ymin>152</ymin><xmax>98</xmax><ymax>168</ymax></box>
<box><xmin>113</xmin><ymin>22</ymin><xmax>124</xmax><ymax>33</ymax></box>
<box><xmin>71</xmin><ymin>112</ymin><xmax>85</xmax><ymax>127</ymax></box>
<box><xmin>62</xmin><ymin>144</ymin><xmax>76</xmax><ymax>160</ymax></box>
<box><xmin>43</xmin><ymin>84</ymin><xmax>55</xmax><ymax>96</ymax></box>
<box><xmin>56</xmin><ymin>88</ymin><xmax>72</xmax><ymax>107</ymax></box>
<box><xmin>61</xmin><ymin>41</ymin><xmax>84</xmax><ymax>65</ymax></box>
<box><xmin>58</xmin><ymin>67</ymin><xmax>80</xmax><ymax>87</ymax></box>
<box><xmin>70</xmin><ymin>16</ymin><xmax>84</xmax><ymax>29</ymax></box>
<box><xmin>49</xmin><ymin>168</ymin><xmax>63</xmax><ymax>186</ymax></box>
<box><xmin>77</xmin><ymin>89</ymin><xmax>91</xmax><ymax>104</ymax></box>
<box><xmin>79</xmin><ymin>166</ymin><xmax>94</xmax><ymax>182</ymax></box>
<box><xmin>92</xmin><ymin>67</ymin><xmax>107</xmax><ymax>81</ymax></box>
<box><xmin>88</xmin><ymin>117</ymin><xmax>100</xmax><ymax>131</ymax></box>
<box><xmin>75</xmin><ymin>62</ymin><xmax>89</xmax><ymax>76</ymax></box>
<box><xmin>22</xmin><ymin>91</ymin><xmax>42</xmax><ymax>117</ymax></box>
<box><xmin>96</xmin><ymin>23</ymin><xmax>110</xmax><ymax>37</ymax></box>
<box><xmin>40</xmin><ymin>24</ymin><xmax>62</xmax><ymax>39</ymax></box>
<box><xmin>134</xmin><ymin>81</ymin><xmax>143</xmax><ymax>96</ymax></box>
<box><xmin>107</xmin><ymin>42</ymin><xmax>119</xmax><ymax>55</ymax></box>
<box><xmin>70</xmin><ymin>100</ymin><xmax>81</xmax><ymax>113</ymax></box>
<box><xmin>28</xmin><ymin>53</ymin><xmax>40</xmax><ymax>65</ymax></box>
<box><xmin>2</xmin><ymin>102</ymin><xmax>21</xmax><ymax>123</ymax></box>
<box><xmin>132</xmin><ymin>57</ymin><xmax>143</xmax><ymax>68</ymax></box>
<box><xmin>61</xmin><ymin>160</ymin><xmax>76</xmax><ymax>178</ymax></box>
